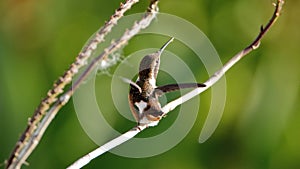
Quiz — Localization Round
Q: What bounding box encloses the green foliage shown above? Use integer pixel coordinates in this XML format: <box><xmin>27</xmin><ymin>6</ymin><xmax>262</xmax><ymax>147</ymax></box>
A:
<box><xmin>0</xmin><ymin>0</ymin><xmax>299</xmax><ymax>168</ymax></box>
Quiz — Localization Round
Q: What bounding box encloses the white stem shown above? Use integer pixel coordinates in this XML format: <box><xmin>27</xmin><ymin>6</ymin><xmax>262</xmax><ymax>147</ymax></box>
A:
<box><xmin>66</xmin><ymin>49</ymin><xmax>246</xmax><ymax>169</ymax></box>
<box><xmin>67</xmin><ymin>125</ymin><xmax>148</xmax><ymax>169</ymax></box>
<box><xmin>66</xmin><ymin>0</ymin><xmax>284</xmax><ymax>168</ymax></box>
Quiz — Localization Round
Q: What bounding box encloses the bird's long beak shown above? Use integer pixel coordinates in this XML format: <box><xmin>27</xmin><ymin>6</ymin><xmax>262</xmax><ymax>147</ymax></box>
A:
<box><xmin>158</xmin><ymin>37</ymin><xmax>174</xmax><ymax>55</ymax></box>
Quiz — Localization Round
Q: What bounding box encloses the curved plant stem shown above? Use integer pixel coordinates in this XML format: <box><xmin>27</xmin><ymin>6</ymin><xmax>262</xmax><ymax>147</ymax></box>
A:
<box><xmin>67</xmin><ymin>1</ymin><xmax>284</xmax><ymax>168</ymax></box>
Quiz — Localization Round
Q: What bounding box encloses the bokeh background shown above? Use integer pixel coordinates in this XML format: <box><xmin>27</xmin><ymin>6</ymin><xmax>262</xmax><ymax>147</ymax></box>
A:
<box><xmin>0</xmin><ymin>0</ymin><xmax>299</xmax><ymax>168</ymax></box>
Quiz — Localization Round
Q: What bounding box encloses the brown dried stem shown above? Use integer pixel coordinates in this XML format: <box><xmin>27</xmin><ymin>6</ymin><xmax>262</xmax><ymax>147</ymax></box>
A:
<box><xmin>162</xmin><ymin>0</ymin><xmax>285</xmax><ymax>114</ymax></box>
<box><xmin>6</xmin><ymin>0</ymin><xmax>139</xmax><ymax>168</ymax></box>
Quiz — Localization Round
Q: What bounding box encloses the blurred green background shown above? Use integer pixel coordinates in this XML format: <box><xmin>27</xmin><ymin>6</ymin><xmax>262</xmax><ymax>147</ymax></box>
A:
<box><xmin>0</xmin><ymin>0</ymin><xmax>299</xmax><ymax>168</ymax></box>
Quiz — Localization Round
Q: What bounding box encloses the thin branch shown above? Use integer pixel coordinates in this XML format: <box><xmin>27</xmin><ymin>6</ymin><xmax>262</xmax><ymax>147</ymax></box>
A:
<box><xmin>67</xmin><ymin>1</ymin><xmax>160</xmax><ymax>167</ymax></box>
<box><xmin>67</xmin><ymin>1</ymin><xmax>284</xmax><ymax>169</ymax></box>
<box><xmin>67</xmin><ymin>125</ymin><xmax>148</xmax><ymax>169</ymax></box>
<box><xmin>161</xmin><ymin>0</ymin><xmax>284</xmax><ymax>114</ymax></box>
<box><xmin>71</xmin><ymin>0</ymin><xmax>159</xmax><ymax>93</ymax></box>
<box><xmin>6</xmin><ymin>0</ymin><xmax>140</xmax><ymax>169</ymax></box>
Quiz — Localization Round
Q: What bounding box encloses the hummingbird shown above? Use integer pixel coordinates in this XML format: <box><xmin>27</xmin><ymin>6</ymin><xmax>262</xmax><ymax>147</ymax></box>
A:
<box><xmin>128</xmin><ymin>37</ymin><xmax>206</xmax><ymax>126</ymax></box>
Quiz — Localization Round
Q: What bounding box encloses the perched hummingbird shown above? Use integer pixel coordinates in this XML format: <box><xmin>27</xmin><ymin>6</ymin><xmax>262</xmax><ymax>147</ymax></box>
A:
<box><xmin>128</xmin><ymin>37</ymin><xmax>206</xmax><ymax>126</ymax></box>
